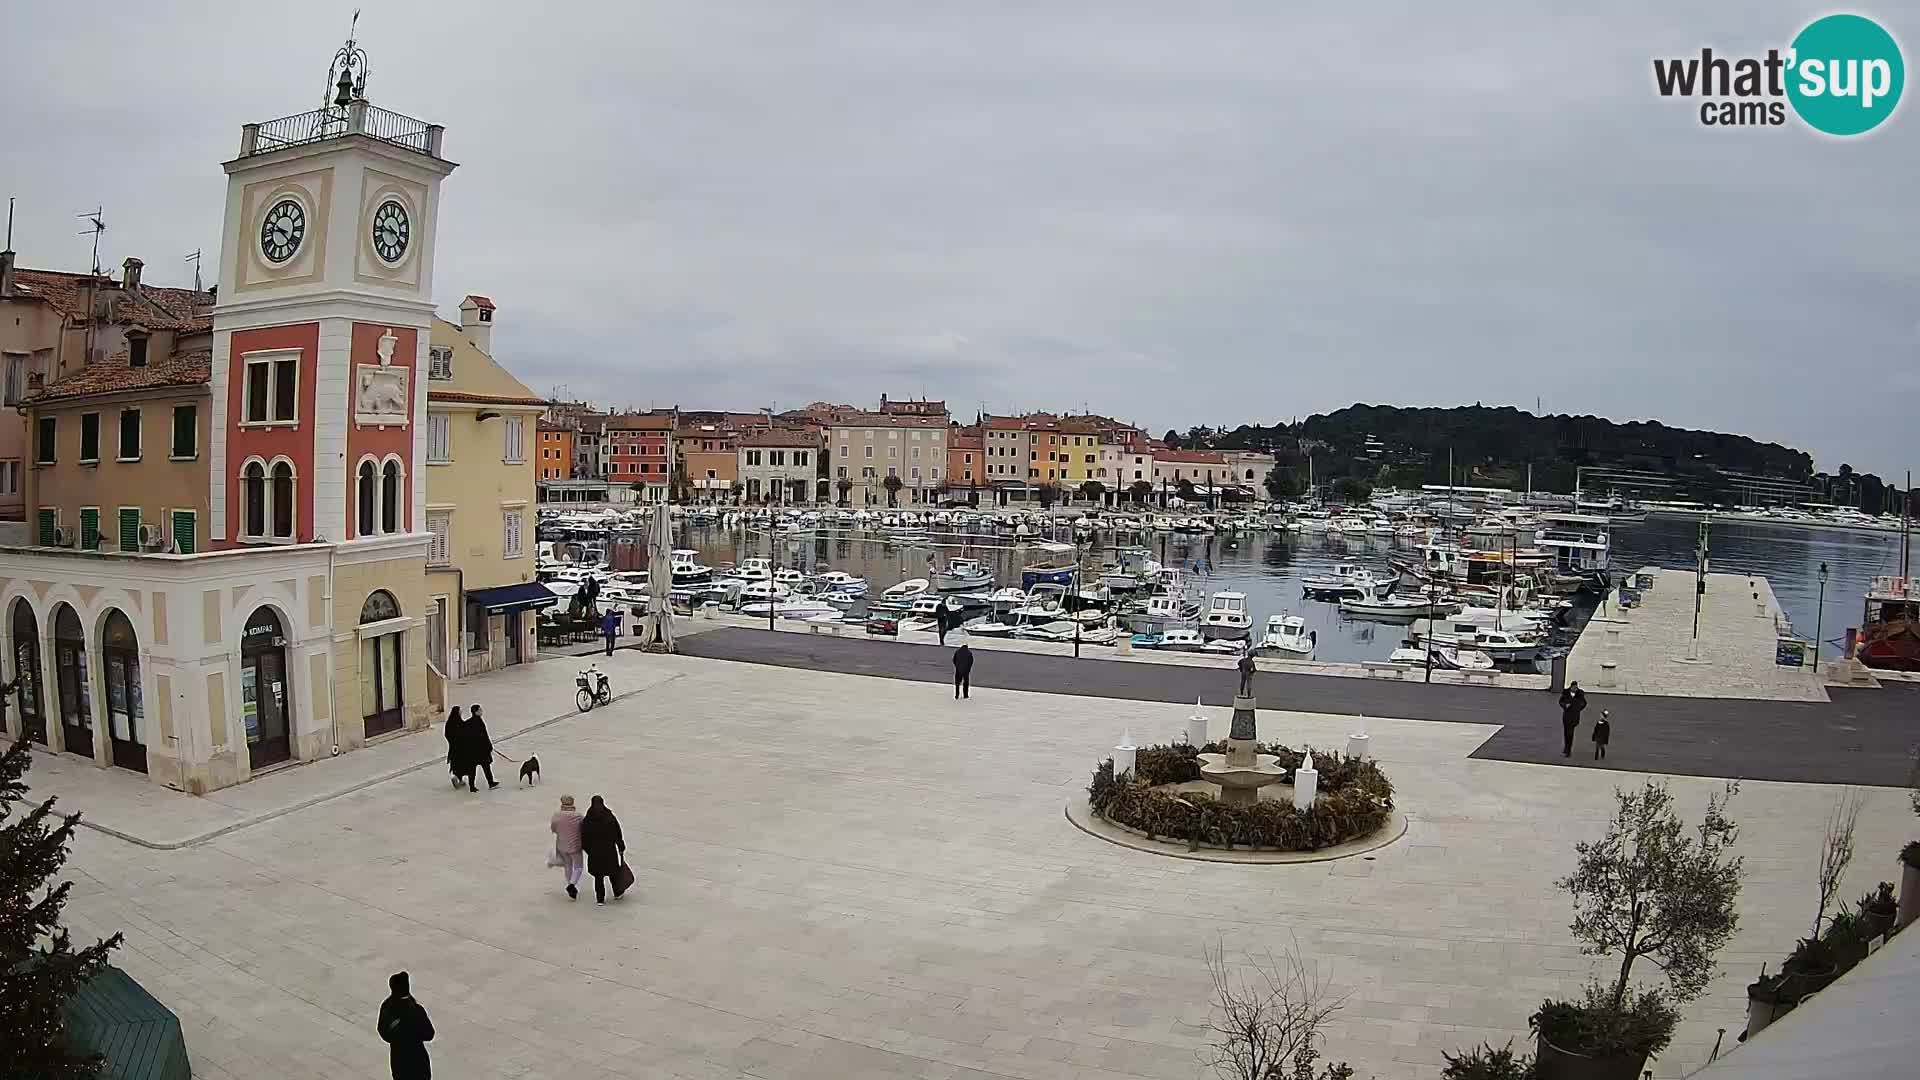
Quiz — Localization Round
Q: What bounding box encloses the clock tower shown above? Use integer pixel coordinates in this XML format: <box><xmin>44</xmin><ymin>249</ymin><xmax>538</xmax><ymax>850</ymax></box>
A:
<box><xmin>210</xmin><ymin>28</ymin><xmax>457</xmax><ymax>744</ymax></box>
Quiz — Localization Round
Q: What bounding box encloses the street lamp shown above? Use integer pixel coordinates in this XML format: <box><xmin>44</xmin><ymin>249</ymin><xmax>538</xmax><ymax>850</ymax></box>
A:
<box><xmin>1812</xmin><ymin>561</ymin><xmax>1829</xmax><ymax>670</ymax></box>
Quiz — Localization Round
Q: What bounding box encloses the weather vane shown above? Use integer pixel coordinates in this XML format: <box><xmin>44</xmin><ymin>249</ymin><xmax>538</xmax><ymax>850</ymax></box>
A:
<box><xmin>323</xmin><ymin>10</ymin><xmax>371</xmax><ymax>111</ymax></box>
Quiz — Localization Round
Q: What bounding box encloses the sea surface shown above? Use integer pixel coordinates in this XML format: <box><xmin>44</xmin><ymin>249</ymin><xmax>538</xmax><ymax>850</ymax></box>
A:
<box><xmin>598</xmin><ymin>515</ymin><xmax>1910</xmax><ymax>664</ymax></box>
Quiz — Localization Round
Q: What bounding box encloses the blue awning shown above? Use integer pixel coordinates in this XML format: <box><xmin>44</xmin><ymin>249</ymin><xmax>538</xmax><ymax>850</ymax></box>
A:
<box><xmin>466</xmin><ymin>582</ymin><xmax>561</xmax><ymax>613</ymax></box>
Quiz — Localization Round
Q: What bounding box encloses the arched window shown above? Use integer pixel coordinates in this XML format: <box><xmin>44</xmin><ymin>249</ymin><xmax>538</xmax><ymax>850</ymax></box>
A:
<box><xmin>10</xmin><ymin>599</ymin><xmax>45</xmax><ymax>745</ymax></box>
<box><xmin>52</xmin><ymin>603</ymin><xmax>92</xmax><ymax>759</ymax></box>
<box><xmin>271</xmin><ymin>461</ymin><xmax>295</xmax><ymax>538</ymax></box>
<box><xmin>381</xmin><ymin>459</ymin><xmax>401</xmax><ymax>534</ymax></box>
<box><xmin>357</xmin><ymin>460</ymin><xmax>377</xmax><ymax>537</ymax></box>
<box><xmin>361</xmin><ymin>590</ymin><xmax>401</xmax><ymax>623</ymax></box>
<box><xmin>242</xmin><ymin>460</ymin><xmax>267</xmax><ymax>538</ymax></box>
<box><xmin>101</xmin><ymin>609</ymin><xmax>145</xmax><ymax>774</ymax></box>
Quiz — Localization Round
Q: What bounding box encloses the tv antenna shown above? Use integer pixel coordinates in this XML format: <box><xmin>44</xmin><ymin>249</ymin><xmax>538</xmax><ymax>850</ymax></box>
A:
<box><xmin>77</xmin><ymin>207</ymin><xmax>106</xmax><ymax>275</ymax></box>
<box><xmin>184</xmin><ymin>249</ymin><xmax>203</xmax><ymax>292</ymax></box>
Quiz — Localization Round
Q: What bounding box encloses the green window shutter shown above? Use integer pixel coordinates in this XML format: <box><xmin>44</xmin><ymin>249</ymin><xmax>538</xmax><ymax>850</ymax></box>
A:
<box><xmin>79</xmin><ymin>508</ymin><xmax>100</xmax><ymax>551</ymax></box>
<box><xmin>37</xmin><ymin>509</ymin><xmax>56</xmax><ymax>546</ymax></box>
<box><xmin>118</xmin><ymin>508</ymin><xmax>141</xmax><ymax>551</ymax></box>
<box><xmin>170</xmin><ymin>510</ymin><xmax>196</xmax><ymax>555</ymax></box>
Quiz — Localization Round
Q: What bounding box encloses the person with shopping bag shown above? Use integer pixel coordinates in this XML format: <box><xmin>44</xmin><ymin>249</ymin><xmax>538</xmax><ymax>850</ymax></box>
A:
<box><xmin>578</xmin><ymin>794</ymin><xmax>630</xmax><ymax>904</ymax></box>
<box><xmin>549</xmin><ymin>794</ymin><xmax>585</xmax><ymax>900</ymax></box>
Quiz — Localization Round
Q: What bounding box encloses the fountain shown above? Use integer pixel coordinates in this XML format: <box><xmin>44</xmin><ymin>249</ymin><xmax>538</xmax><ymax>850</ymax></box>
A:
<box><xmin>1197</xmin><ymin>656</ymin><xmax>1288</xmax><ymax>806</ymax></box>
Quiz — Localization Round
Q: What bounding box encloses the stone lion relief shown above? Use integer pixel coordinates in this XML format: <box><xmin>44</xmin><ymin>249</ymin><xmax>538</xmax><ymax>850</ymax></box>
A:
<box><xmin>354</xmin><ymin>327</ymin><xmax>410</xmax><ymax>426</ymax></box>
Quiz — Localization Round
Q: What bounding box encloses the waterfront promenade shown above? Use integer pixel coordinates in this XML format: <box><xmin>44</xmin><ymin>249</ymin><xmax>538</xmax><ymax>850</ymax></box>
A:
<box><xmin>679</xmin><ymin>626</ymin><xmax>1920</xmax><ymax>786</ymax></box>
<box><xmin>33</xmin><ymin>648</ymin><xmax>1916</xmax><ymax>1080</ymax></box>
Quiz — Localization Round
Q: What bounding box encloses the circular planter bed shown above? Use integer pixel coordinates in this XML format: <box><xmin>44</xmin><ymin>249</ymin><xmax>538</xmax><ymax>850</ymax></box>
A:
<box><xmin>1085</xmin><ymin>741</ymin><xmax>1393</xmax><ymax>854</ymax></box>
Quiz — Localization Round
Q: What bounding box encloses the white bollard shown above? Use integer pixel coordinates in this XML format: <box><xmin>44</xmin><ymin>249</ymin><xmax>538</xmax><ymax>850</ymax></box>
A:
<box><xmin>1346</xmin><ymin>732</ymin><xmax>1370</xmax><ymax>760</ymax></box>
<box><xmin>1186</xmin><ymin>697</ymin><xmax>1209</xmax><ymax>747</ymax></box>
<box><xmin>1293</xmin><ymin>750</ymin><xmax>1318</xmax><ymax>811</ymax></box>
<box><xmin>1115</xmin><ymin>633</ymin><xmax>1133</xmax><ymax>655</ymax></box>
<box><xmin>1114</xmin><ymin>727</ymin><xmax>1137</xmax><ymax>778</ymax></box>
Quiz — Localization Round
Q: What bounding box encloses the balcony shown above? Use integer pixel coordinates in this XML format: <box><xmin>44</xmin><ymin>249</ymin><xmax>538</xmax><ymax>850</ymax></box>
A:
<box><xmin>240</xmin><ymin>101</ymin><xmax>445</xmax><ymax>159</ymax></box>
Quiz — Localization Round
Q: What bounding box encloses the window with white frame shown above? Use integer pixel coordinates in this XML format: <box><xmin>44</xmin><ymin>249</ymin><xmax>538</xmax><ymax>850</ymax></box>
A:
<box><xmin>502</xmin><ymin>508</ymin><xmax>524</xmax><ymax>558</ymax></box>
<box><xmin>427</xmin><ymin>511</ymin><xmax>451</xmax><ymax>566</ymax></box>
<box><xmin>0</xmin><ymin>460</ymin><xmax>18</xmax><ymax>496</ymax></box>
<box><xmin>503</xmin><ymin>416</ymin><xmax>526</xmax><ymax>462</ymax></box>
<box><xmin>242</xmin><ymin>352</ymin><xmax>299</xmax><ymax>424</ymax></box>
<box><xmin>240</xmin><ymin>459</ymin><xmax>296</xmax><ymax>540</ymax></box>
<box><xmin>381</xmin><ymin>459</ymin><xmax>403</xmax><ymax>533</ymax></box>
<box><xmin>427</xmin><ymin>413</ymin><xmax>451</xmax><ymax>463</ymax></box>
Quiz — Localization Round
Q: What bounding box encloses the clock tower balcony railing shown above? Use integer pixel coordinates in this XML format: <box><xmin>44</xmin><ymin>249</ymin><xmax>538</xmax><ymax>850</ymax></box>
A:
<box><xmin>240</xmin><ymin>100</ymin><xmax>445</xmax><ymax>160</ymax></box>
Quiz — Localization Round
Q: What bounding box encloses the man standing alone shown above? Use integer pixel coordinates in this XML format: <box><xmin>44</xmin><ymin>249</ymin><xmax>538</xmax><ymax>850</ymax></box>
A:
<box><xmin>1558</xmin><ymin>681</ymin><xmax>1588</xmax><ymax>758</ymax></box>
<box><xmin>953</xmin><ymin>642</ymin><xmax>973</xmax><ymax>700</ymax></box>
<box><xmin>377</xmin><ymin>972</ymin><xmax>434</xmax><ymax>1080</ymax></box>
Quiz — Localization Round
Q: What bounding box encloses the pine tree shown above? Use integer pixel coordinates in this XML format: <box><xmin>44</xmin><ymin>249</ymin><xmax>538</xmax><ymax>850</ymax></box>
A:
<box><xmin>1</xmin><ymin>738</ymin><xmax>123</xmax><ymax>1078</ymax></box>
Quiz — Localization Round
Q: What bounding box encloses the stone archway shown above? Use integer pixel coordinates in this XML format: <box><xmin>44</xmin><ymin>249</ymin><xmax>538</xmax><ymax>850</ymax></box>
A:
<box><xmin>51</xmin><ymin>603</ymin><xmax>93</xmax><ymax>760</ymax></box>
<box><xmin>8</xmin><ymin>598</ymin><xmax>46</xmax><ymax>744</ymax></box>
<box><xmin>100</xmin><ymin>609</ymin><xmax>147</xmax><ymax>774</ymax></box>
<box><xmin>241</xmin><ymin>606</ymin><xmax>294</xmax><ymax>768</ymax></box>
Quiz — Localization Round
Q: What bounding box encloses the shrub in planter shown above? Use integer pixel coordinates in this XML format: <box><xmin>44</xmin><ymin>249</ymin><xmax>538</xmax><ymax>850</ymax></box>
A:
<box><xmin>1781</xmin><ymin>935</ymin><xmax>1842</xmax><ymax>999</ymax></box>
<box><xmin>1821</xmin><ymin>909</ymin><xmax>1871</xmax><ymax>973</ymax></box>
<box><xmin>1744</xmin><ymin>972</ymin><xmax>1796</xmax><ymax>1040</ymax></box>
<box><xmin>1531</xmin><ymin>985</ymin><xmax>1677</xmax><ymax>1080</ymax></box>
<box><xmin>1858</xmin><ymin>882</ymin><xmax>1897</xmax><ymax>939</ymax></box>
<box><xmin>1441</xmin><ymin>1041</ymin><xmax>1536</xmax><ymax>1079</ymax></box>
<box><xmin>1088</xmin><ymin>744</ymin><xmax>1394</xmax><ymax>852</ymax></box>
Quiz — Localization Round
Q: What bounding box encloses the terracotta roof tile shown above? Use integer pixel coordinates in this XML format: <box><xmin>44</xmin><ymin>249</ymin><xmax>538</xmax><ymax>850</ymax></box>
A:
<box><xmin>30</xmin><ymin>348</ymin><xmax>211</xmax><ymax>403</ymax></box>
<box><xmin>828</xmin><ymin>412</ymin><xmax>948</xmax><ymax>429</ymax></box>
<box><xmin>426</xmin><ymin>389</ymin><xmax>547</xmax><ymax>407</ymax></box>
<box><xmin>9</xmin><ymin>269</ymin><xmax>213</xmax><ymax>332</ymax></box>
<box><xmin>463</xmin><ymin>294</ymin><xmax>496</xmax><ymax>309</ymax></box>
<box><xmin>738</xmin><ymin>428</ymin><xmax>822</xmax><ymax>448</ymax></box>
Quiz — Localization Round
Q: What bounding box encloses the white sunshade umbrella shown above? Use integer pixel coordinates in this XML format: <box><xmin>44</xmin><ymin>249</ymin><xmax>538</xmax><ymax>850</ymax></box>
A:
<box><xmin>644</xmin><ymin>502</ymin><xmax>676</xmax><ymax>651</ymax></box>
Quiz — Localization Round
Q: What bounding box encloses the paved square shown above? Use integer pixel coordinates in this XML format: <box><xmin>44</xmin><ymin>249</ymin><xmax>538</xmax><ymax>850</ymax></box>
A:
<box><xmin>40</xmin><ymin>652</ymin><xmax>1917</xmax><ymax>1079</ymax></box>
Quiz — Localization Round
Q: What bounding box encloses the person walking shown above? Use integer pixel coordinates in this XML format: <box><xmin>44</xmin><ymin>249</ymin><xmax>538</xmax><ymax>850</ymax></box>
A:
<box><xmin>1591</xmin><ymin>710</ymin><xmax>1611</xmax><ymax>760</ymax></box>
<box><xmin>578</xmin><ymin>795</ymin><xmax>627</xmax><ymax>904</ymax></box>
<box><xmin>443</xmin><ymin>706</ymin><xmax>466</xmax><ymax>788</ymax></box>
<box><xmin>377</xmin><ymin>971</ymin><xmax>435</xmax><ymax>1080</ymax></box>
<box><xmin>953</xmin><ymin>642</ymin><xmax>973</xmax><ymax>700</ymax></box>
<box><xmin>601</xmin><ymin>608</ymin><xmax>619</xmax><ymax>656</ymax></box>
<box><xmin>465</xmin><ymin>704</ymin><xmax>499</xmax><ymax>790</ymax></box>
<box><xmin>1558</xmin><ymin>680</ymin><xmax>1588</xmax><ymax>758</ymax></box>
<box><xmin>935</xmin><ymin>604</ymin><xmax>949</xmax><ymax>646</ymax></box>
<box><xmin>550</xmin><ymin>794</ymin><xmax>585</xmax><ymax>900</ymax></box>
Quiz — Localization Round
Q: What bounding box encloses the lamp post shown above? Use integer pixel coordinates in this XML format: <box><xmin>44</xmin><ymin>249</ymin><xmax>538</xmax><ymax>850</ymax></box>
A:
<box><xmin>1812</xmin><ymin>561</ymin><xmax>1828</xmax><ymax>670</ymax></box>
<box><xmin>768</xmin><ymin>523</ymin><xmax>776</xmax><ymax>634</ymax></box>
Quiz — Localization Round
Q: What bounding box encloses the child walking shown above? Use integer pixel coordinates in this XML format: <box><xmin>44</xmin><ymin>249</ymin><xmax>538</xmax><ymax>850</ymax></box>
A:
<box><xmin>1591</xmin><ymin>710</ymin><xmax>1611</xmax><ymax>760</ymax></box>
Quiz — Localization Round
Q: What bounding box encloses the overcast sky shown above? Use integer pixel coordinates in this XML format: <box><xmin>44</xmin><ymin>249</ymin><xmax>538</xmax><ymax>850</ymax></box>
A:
<box><xmin>4</xmin><ymin>2</ymin><xmax>1915</xmax><ymax>477</ymax></box>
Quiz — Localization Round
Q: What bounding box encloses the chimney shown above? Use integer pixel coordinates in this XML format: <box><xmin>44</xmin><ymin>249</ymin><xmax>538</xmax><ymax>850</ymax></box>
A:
<box><xmin>0</xmin><ymin>248</ymin><xmax>14</xmax><ymax>298</ymax></box>
<box><xmin>122</xmin><ymin>257</ymin><xmax>143</xmax><ymax>291</ymax></box>
<box><xmin>459</xmin><ymin>294</ymin><xmax>495</xmax><ymax>354</ymax></box>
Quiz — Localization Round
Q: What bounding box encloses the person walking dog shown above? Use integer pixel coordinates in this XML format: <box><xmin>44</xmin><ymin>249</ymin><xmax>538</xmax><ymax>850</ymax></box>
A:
<box><xmin>1558</xmin><ymin>681</ymin><xmax>1588</xmax><ymax>758</ymax></box>
<box><xmin>1592</xmin><ymin>710</ymin><xmax>1612</xmax><ymax>760</ymax></box>
<box><xmin>464</xmin><ymin>704</ymin><xmax>499</xmax><ymax>790</ymax></box>
<box><xmin>550</xmin><ymin>794</ymin><xmax>585</xmax><ymax>899</ymax></box>
<box><xmin>377</xmin><ymin>971</ymin><xmax>435</xmax><ymax>1080</ymax></box>
<box><xmin>578</xmin><ymin>795</ymin><xmax>628</xmax><ymax>904</ymax></box>
<box><xmin>953</xmin><ymin>642</ymin><xmax>973</xmax><ymax>700</ymax></box>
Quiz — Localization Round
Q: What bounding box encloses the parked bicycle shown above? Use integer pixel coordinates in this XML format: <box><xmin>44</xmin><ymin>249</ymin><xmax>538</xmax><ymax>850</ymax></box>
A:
<box><xmin>575</xmin><ymin>665</ymin><xmax>613</xmax><ymax>712</ymax></box>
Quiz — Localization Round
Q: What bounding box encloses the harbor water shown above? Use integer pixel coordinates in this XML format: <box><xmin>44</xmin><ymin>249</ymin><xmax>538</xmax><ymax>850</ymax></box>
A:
<box><xmin>591</xmin><ymin>513</ymin><xmax>1906</xmax><ymax>665</ymax></box>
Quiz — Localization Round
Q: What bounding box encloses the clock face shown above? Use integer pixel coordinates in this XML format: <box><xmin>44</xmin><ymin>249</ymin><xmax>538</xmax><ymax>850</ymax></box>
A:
<box><xmin>259</xmin><ymin>199</ymin><xmax>306</xmax><ymax>264</ymax></box>
<box><xmin>371</xmin><ymin>200</ymin><xmax>411</xmax><ymax>264</ymax></box>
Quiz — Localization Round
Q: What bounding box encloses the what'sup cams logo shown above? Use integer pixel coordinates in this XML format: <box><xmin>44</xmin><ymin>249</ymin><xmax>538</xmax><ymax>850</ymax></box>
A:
<box><xmin>1653</xmin><ymin>13</ymin><xmax>1904</xmax><ymax>135</ymax></box>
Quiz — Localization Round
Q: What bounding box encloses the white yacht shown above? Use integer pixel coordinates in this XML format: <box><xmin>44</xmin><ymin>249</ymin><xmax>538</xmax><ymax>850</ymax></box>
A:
<box><xmin>1200</xmin><ymin>591</ymin><xmax>1252</xmax><ymax>640</ymax></box>
<box><xmin>1257</xmin><ymin>614</ymin><xmax>1316</xmax><ymax>657</ymax></box>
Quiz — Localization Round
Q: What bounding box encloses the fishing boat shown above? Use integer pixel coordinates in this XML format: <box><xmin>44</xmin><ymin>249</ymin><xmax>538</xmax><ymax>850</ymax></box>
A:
<box><xmin>1412</xmin><ymin>625</ymin><xmax>1542</xmax><ymax>662</ymax></box>
<box><xmin>738</xmin><ymin>598</ymin><xmax>842</xmax><ymax>620</ymax></box>
<box><xmin>1020</xmin><ymin>563</ymin><xmax>1078</xmax><ymax>590</ymax></box>
<box><xmin>668</xmin><ymin>549</ymin><xmax>714</xmax><ymax>585</ymax></box>
<box><xmin>934</xmin><ymin>557</ymin><xmax>994</xmax><ymax>592</ymax></box>
<box><xmin>1256</xmin><ymin>614</ymin><xmax>1316</xmax><ymax>657</ymax></box>
<box><xmin>1200</xmin><ymin>591</ymin><xmax>1253</xmax><ymax>640</ymax></box>
<box><xmin>1338</xmin><ymin>584</ymin><xmax>1455</xmax><ymax>620</ymax></box>
<box><xmin>1123</xmin><ymin>593</ymin><xmax>1202</xmax><ymax>634</ymax></box>
<box><xmin>1533</xmin><ymin>513</ymin><xmax>1611</xmax><ymax>592</ymax></box>
<box><xmin>1154</xmin><ymin>626</ymin><xmax>1209</xmax><ymax>651</ymax></box>
<box><xmin>1858</xmin><ymin>575</ymin><xmax>1919</xmax><ymax>671</ymax></box>
<box><xmin>812</xmin><ymin>570</ymin><xmax>868</xmax><ymax>595</ymax></box>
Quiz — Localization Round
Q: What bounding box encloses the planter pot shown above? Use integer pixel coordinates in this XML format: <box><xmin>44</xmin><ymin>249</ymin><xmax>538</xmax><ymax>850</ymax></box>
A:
<box><xmin>1833</xmin><ymin>935</ymin><xmax>1870</xmax><ymax>974</ymax></box>
<box><xmin>1900</xmin><ymin>863</ymin><xmax>1920</xmax><ymax>931</ymax></box>
<box><xmin>1780</xmin><ymin>961</ymin><xmax>1839</xmax><ymax>1002</ymax></box>
<box><xmin>1535</xmin><ymin>1034</ymin><xmax>1649</xmax><ymax>1080</ymax></box>
<box><xmin>1745</xmin><ymin>979</ymin><xmax>1794</xmax><ymax>1041</ymax></box>
<box><xmin>1862</xmin><ymin>903</ymin><xmax>1897</xmax><ymax>940</ymax></box>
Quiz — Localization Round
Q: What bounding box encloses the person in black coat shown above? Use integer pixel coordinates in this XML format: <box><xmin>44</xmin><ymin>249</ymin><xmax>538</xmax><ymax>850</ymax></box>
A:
<box><xmin>1558</xmin><ymin>681</ymin><xmax>1588</xmax><ymax>758</ymax></box>
<box><xmin>578</xmin><ymin>794</ymin><xmax>626</xmax><ymax>904</ymax></box>
<box><xmin>935</xmin><ymin>604</ymin><xmax>950</xmax><ymax>646</ymax></box>
<box><xmin>1592</xmin><ymin>710</ymin><xmax>1612</xmax><ymax>760</ymax></box>
<box><xmin>463</xmin><ymin>704</ymin><xmax>499</xmax><ymax>791</ymax></box>
<box><xmin>953</xmin><ymin>643</ymin><xmax>973</xmax><ymax>699</ymax></box>
<box><xmin>443</xmin><ymin>707</ymin><xmax>466</xmax><ymax>788</ymax></box>
<box><xmin>377</xmin><ymin>971</ymin><xmax>435</xmax><ymax>1080</ymax></box>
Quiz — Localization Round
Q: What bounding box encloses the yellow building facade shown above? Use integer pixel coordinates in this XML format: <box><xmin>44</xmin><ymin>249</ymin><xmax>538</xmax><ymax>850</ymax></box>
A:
<box><xmin>425</xmin><ymin>307</ymin><xmax>547</xmax><ymax>680</ymax></box>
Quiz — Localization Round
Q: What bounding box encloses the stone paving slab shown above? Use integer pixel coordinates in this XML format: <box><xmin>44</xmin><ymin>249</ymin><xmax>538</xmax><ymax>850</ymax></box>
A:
<box><xmin>36</xmin><ymin>654</ymin><xmax>1919</xmax><ymax>1080</ymax></box>
<box><xmin>678</xmin><ymin>626</ymin><xmax>1920</xmax><ymax>786</ymax></box>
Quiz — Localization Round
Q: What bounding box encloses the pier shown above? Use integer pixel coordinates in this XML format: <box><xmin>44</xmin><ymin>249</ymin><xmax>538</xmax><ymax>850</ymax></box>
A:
<box><xmin>1566</xmin><ymin>566</ymin><xmax>1828</xmax><ymax>702</ymax></box>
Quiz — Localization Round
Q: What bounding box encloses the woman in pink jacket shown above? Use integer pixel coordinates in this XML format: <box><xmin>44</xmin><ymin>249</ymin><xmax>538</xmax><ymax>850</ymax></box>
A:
<box><xmin>549</xmin><ymin>794</ymin><xmax>585</xmax><ymax>899</ymax></box>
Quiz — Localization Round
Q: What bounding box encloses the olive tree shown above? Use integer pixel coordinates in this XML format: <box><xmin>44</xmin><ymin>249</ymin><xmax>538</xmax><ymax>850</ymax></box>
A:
<box><xmin>1561</xmin><ymin>780</ymin><xmax>1743</xmax><ymax>1008</ymax></box>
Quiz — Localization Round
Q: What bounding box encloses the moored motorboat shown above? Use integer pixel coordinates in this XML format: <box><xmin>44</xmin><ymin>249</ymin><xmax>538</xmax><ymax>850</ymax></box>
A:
<box><xmin>1200</xmin><ymin>591</ymin><xmax>1252</xmax><ymax>640</ymax></box>
<box><xmin>1257</xmin><ymin>613</ymin><xmax>1316</xmax><ymax>657</ymax></box>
